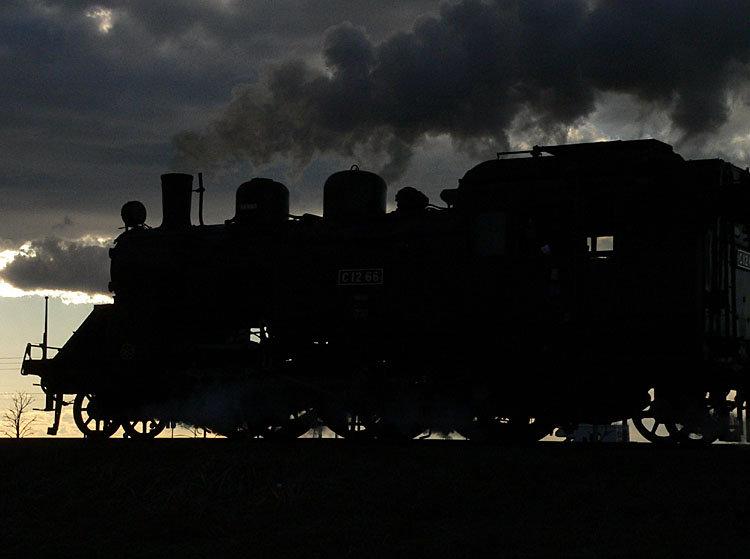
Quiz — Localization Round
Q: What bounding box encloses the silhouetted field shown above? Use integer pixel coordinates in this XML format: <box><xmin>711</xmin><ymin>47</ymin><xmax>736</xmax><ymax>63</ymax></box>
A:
<box><xmin>2</xmin><ymin>440</ymin><xmax>750</xmax><ymax>557</ymax></box>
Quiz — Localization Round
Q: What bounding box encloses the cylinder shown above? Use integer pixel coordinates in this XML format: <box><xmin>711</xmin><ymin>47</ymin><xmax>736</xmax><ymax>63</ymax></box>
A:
<box><xmin>323</xmin><ymin>168</ymin><xmax>387</xmax><ymax>222</ymax></box>
<box><xmin>160</xmin><ymin>173</ymin><xmax>193</xmax><ymax>229</ymax></box>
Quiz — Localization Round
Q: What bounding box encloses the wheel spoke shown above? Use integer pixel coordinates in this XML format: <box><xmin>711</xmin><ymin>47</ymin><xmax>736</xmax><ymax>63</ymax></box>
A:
<box><xmin>123</xmin><ymin>417</ymin><xmax>166</xmax><ymax>439</ymax></box>
<box><xmin>633</xmin><ymin>389</ymin><xmax>722</xmax><ymax>445</ymax></box>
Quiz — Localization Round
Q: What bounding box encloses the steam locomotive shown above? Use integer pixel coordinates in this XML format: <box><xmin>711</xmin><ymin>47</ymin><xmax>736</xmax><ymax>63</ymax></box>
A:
<box><xmin>22</xmin><ymin>139</ymin><xmax>750</xmax><ymax>443</ymax></box>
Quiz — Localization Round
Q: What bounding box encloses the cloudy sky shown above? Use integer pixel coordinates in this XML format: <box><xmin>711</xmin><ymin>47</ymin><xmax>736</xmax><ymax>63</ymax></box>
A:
<box><xmin>4</xmin><ymin>0</ymin><xmax>750</xmax><ymax>405</ymax></box>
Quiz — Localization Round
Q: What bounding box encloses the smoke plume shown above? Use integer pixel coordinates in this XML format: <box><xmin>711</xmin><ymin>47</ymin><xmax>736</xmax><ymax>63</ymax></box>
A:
<box><xmin>174</xmin><ymin>0</ymin><xmax>750</xmax><ymax>181</ymax></box>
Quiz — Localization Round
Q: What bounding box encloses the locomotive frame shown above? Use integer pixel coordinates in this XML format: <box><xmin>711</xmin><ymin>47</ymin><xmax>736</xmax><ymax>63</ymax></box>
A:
<box><xmin>21</xmin><ymin>139</ymin><xmax>750</xmax><ymax>442</ymax></box>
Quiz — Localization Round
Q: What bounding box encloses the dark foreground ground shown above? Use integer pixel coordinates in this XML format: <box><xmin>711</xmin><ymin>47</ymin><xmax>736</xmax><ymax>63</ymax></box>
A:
<box><xmin>2</xmin><ymin>440</ymin><xmax>750</xmax><ymax>558</ymax></box>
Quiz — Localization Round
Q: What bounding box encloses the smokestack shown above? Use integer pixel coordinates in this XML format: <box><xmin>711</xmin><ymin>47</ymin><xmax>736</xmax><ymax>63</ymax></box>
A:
<box><xmin>160</xmin><ymin>173</ymin><xmax>193</xmax><ymax>229</ymax></box>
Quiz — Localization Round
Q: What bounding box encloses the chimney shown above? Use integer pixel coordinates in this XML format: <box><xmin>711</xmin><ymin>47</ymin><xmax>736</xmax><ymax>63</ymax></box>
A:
<box><xmin>160</xmin><ymin>173</ymin><xmax>193</xmax><ymax>229</ymax></box>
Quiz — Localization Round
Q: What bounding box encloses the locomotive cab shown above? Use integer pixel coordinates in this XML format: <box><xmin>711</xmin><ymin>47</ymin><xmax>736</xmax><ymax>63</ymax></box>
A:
<box><xmin>456</xmin><ymin>140</ymin><xmax>750</xmax><ymax>440</ymax></box>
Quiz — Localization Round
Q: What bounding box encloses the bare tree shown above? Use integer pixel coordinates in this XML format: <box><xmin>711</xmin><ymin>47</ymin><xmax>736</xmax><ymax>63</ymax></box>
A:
<box><xmin>3</xmin><ymin>392</ymin><xmax>36</xmax><ymax>438</ymax></box>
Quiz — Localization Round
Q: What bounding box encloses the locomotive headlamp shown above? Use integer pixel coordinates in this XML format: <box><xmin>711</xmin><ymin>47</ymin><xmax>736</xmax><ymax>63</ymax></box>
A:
<box><xmin>121</xmin><ymin>200</ymin><xmax>147</xmax><ymax>228</ymax></box>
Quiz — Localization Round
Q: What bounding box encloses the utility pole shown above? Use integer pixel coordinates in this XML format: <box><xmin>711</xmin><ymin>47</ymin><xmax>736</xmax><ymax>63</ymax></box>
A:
<box><xmin>42</xmin><ymin>295</ymin><xmax>49</xmax><ymax>361</ymax></box>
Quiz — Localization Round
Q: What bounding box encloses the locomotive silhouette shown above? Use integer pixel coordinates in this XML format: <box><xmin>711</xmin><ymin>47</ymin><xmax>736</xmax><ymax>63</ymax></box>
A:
<box><xmin>22</xmin><ymin>139</ymin><xmax>750</xmax><ymax>442</ymax></box>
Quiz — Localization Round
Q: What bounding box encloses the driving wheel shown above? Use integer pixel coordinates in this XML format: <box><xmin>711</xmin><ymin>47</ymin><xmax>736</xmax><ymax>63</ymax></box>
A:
<box><xmin>73</xmin><ymin>393</ymin><xmax>120</xmax><ymax>439</ymax></box>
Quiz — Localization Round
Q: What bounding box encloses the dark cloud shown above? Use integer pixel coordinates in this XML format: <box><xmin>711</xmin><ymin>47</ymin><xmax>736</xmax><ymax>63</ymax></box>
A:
<box><xmin>1</xmin><ymin>238</ymin><xmax>110</xmax><ymax>295</ymax></box>
<box><xmin>0</xmin><ymin>0</ymin><xmax>443</xmax><ymax>118</ymax></box>
<box><xmin>4</xmin><ymin>0</ymin><xmax>750</xmax><ymax>246</ymax></box>
<box><xmin>0</xmin><ymin>1</ymin><xmax>445</xmax><ymax>240</ymax></box>
<box><xmin>173</xmin><ymin>0</ymin><xmax>750</xmax><ymax>181</ymax></box>
<box><xmin>580</xmin><ymin>0</ymin><xmax>750</xmax><ymax>136</ymax></box>
<box><xmin>52</xmin><ymin>216</ymin><xmax>74</xmax><ymax>231</ymax></box>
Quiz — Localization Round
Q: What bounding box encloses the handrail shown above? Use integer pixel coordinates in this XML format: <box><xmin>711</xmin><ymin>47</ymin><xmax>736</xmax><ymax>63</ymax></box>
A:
<box><xmin>25</xmin><ymin>342</ymin><xmax>62</xmax><ymax>353</ymax></box>
<box><xmin>21</xmin><ymin>343</ymin><xmax>61</xmax><ymax>374</ymax></box>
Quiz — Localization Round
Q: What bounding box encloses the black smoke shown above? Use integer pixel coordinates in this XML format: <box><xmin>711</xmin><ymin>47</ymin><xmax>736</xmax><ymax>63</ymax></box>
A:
<box><xmin>1</xmin><ymin>238</ymin><xmax>110</xmax><ymax>295</ymax></box>
<box><xmin>174</xmin><ymin>0</ymin><xmax>750</xmax><ymax>181</ymax></box>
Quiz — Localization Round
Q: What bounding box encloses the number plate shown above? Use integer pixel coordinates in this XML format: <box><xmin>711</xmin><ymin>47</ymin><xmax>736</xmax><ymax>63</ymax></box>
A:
<box><xmin>338</xmin><ymin>268</ymin><xmax>384</xmax><ymax>285</ymax></box>
<box><xmin>738</xmin><ymin>249</ymin><xmax>750</xmax><ymax>271</ymax></box>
